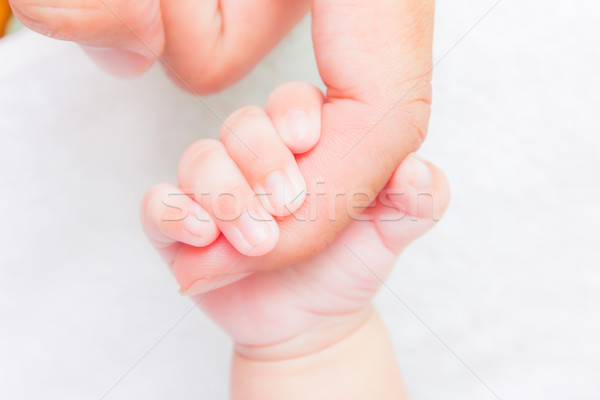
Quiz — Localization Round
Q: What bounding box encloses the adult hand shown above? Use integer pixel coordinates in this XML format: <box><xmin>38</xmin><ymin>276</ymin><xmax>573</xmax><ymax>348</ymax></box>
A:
<box><xmin>9</xmin><ymin>0</ymin><xmax>309</xmax><ymax>89</ymax></box>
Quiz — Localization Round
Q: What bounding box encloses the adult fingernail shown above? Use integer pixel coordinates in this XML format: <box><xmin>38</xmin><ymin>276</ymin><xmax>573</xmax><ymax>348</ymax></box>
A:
<box><xmin>258</xmin><ymin>168</ymin><xmax>306</xmax><ymax>215</ymax></box>
<box><xmin>286</xmin><ymin>110</ymin><xmax>312</xmax><ymax>142</ymax></box>
<box><xmin>81</xmin><ymin>46</ymin><xmax>152</xmax><ymax>78</ymax></box>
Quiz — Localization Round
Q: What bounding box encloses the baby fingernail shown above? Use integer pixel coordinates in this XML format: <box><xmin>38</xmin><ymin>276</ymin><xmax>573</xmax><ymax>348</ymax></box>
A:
<box><xmin>259</xmin><ymin>168</ymin><xmax>306</xmax><ymax>215</ymax></box>
<box><xmin>235</xmin><ymin>209</ymin><xmax>276</xmax><ymax>250</ymax></box>
<box><xmin>405</xmin><ymin>153</ymin><xmax>433</xmax><ymax>191</ymax></box>
<box><xmin>286</xmin><ymin>110</ymin><xmax>312</xmax><ymax>142</ymax></box>
<box><xmin>183</xmin><ymin>205</ymin><xmax>210</xmax><ymax>238</ymax></box>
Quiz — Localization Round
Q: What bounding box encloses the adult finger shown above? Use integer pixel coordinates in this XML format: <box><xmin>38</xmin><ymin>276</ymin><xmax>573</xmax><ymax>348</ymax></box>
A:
<box><xmin>159</xmin><ymin>0</ymin><xmax>310</xmax><ymax>93</ymax></box>
<box><xmin>9</xmin><ymin>0</ymin><xmax>164</xmax><ymax>77</ymax></box>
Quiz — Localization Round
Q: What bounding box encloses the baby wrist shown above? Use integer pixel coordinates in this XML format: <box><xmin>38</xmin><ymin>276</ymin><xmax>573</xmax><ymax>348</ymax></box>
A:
<box><xmin>234</xmin><ymin>307</ymin><xmax>372</xmax><ymax>362</ymax></box>
<box><xmin>230</xmin><ymin>309</ymin><xmax>408</xmax><ymax>400</ymax></box>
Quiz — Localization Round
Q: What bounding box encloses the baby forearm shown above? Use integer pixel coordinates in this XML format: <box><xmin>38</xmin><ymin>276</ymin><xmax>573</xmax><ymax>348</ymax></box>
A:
<box><xmin>230</xmin><ymin>310</ymin><xmax>409</xmax><ymax>400</ymax></box>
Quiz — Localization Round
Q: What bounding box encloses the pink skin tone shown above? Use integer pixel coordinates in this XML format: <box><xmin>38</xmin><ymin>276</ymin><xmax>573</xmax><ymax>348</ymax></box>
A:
<box><xmin>140</xmin><ymin>89</ymin><xmax>450</xmax><ymax>399</ymax></box>
<box><xmin>140</xmin><ymin>82</ymin><xmax>444</xmax><ymax>291</ymax></box>
<box><xmin>10</xmin><ymin>0</ymin><xmax>436</xmax><ymax>277</ymax></box>
<box><xmin>141</xmin><ymin>82</ymin><xmax>325</xmax><ymax>260</ymax></box>
<box><xmin>9</xmin><ymin>2</ymin><xmax>444</xmax><ymax>395</ymax></box>
<box><xmin>199</xmin><ymin>154</ymin><xmax>449</xmax><ymax>356</ymax></box>
<box><xmin>140</xmin><ymin>83</ymin><xmax>451</xmax><ymax>359</ymax></box>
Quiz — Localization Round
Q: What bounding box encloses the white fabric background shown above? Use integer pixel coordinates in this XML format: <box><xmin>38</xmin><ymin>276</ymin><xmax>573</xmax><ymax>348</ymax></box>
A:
<box><xmin>1</xmin><ymin>1</ymin><xmax>599</xmax><ymax>399</ymax></box>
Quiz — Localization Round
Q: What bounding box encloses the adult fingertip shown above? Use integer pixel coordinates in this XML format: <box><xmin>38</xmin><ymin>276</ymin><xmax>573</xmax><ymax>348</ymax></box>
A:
<box><xmin>179</xmin><ymin>272</ymin><xmax>251</xmax><ymax>297</ymax></box>
<box><xmin>81</xmin><ymin>46</ymin><xmax>154</xmax><ymax>78</ymax></box>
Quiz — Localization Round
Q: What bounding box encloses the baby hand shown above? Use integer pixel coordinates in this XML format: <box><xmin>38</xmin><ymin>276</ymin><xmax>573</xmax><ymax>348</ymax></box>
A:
<box><xmin>205</xmin><ymin>151</ymin><xmax>449</xmax><ymax>359</ymax></box>
<box><xmin>141</xmin><ymin>81</ymin><xmax>450</xmax><ymax>356</ymax></box>
<box><xmin>141</xmin><ymin>81</ymin><xmax>325</xmax><ymax>279</ymax></box>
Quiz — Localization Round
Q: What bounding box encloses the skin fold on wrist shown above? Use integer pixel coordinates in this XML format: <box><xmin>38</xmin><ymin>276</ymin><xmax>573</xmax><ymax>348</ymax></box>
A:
<box><xmin>234</xmin><ymin>307</ymin><xmax>373</xmax><ymax>362</ymax></box>
<box><xmin>231</xmin><ymin>309</ymin><xmax>408</xmax><ymax>400</ymax></box>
